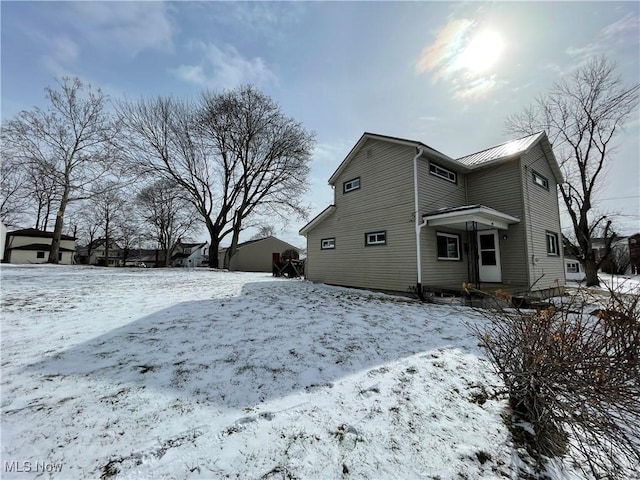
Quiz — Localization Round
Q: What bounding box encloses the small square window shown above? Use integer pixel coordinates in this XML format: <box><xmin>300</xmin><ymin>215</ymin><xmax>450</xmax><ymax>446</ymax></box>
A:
<box><xmin>321</xmin><ymin>238</ymin><xmax>335</xmax><ymax>250</ymax></box>
<box><xmin>546</xmin><ymin>232</ymin><xmax>559</xmax><ymax>256</ymax></box>
<box><xmin>36</xmin><ymin>251</ymin><xmax>45</xmax><ymax>259</ymax></box>
<box><xmin>567</xmin><ymin>262</ymin><xmax>579</xmax><ymax>273</ymax></box>
<box><xmin>533</xmin><ymin>171</ymin><xmax>549</xmax><ymax>190</ymax></box>
<box><xmin>365</xmin><ymin>231</ymin><xmax>386</xmax><ymax>246</ymax></box>
<box><xmin>343</xmin><ymin>177</ymin><xmax>361</xmax><ymax>193</ymax></box>
<box><xmin>436</xmin><ymin>232</ymin><xmax>461</xmax><ymax>260</ymax></box>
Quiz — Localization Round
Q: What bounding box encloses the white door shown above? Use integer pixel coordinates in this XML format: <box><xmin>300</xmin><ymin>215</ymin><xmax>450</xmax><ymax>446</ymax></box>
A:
<box><xmin>478</xmin><ymin>230</ymin><xmax>502</xmax><ymax>282</ymax></box>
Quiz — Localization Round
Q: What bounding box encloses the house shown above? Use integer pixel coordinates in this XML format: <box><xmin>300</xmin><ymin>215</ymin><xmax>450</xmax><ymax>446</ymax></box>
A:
<box><xmin>3</xmin><ymin>228</ymin><xmax>76</xmax><ymax>264</ymax></box>
<box><xmin>171</xmin><ymin>241</ymin><xmax>209</xmax><ymax>267</ymax></box>
<box><xmin>218</xmin><ymin>236</ymin><xmax>301</xmax><ymax>272</ymax></box>
<box><xmin>76</xmin><ymin>239</ymin><xmax>123</xmax><ymax>266</ymax></box>
<box><xmin>299</xmin><ymin>132</ymin><xmax>565</xmax><ymax>297</ymax></box>
<box><xmin>124</xmin><ymin>249</ymin><xmax>167</xmax><ymax>268</ymax></box>
<box><xmin>0</xmin><ymin>221</ymin><xmax>6</xmax><ymax>260</ymax></box>
<box><xmin>629</xmin><ymin>233</ymin><xmax>640</xmax><ymax>275</ymax></box>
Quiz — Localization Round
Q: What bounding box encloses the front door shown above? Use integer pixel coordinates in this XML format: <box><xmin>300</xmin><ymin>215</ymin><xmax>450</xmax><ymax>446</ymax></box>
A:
<box><xmin>478</xmin><ymin>230</ymin><xmax>502</xmax><ymax>282</ymax></box>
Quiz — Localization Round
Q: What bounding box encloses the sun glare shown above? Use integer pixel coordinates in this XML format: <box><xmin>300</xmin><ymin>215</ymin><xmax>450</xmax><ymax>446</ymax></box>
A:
<box><xmin>459</xmin><ymin>30</ymin><xmax>504</xmax><ymax>73</ymax></box>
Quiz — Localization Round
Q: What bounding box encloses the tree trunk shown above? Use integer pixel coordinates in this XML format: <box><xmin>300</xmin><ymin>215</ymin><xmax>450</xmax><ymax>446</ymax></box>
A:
<box><xmin>224</xmin><ymin>226</ymin><xmax>241</xmax><ymax>270</ymax></box>
<box><xmin>48</xmin><ymin>190</ymin><xmax>70</xmax><ymax>264</ymax></box>
<box><xmin>583</xmin><ymin>257</ymin><xmax>600</xmax><ymax>287</ymax></box>
<box><xmin>104</xmin><ymin>215</ymin><xmax>110</xmax><ymax>267</ymax></box>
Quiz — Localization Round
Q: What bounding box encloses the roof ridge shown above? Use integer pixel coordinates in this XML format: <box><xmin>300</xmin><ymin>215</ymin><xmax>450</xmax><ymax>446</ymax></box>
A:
<box><xmin>456</xmin><ymin>131</ymin><xmax>544</xmax><ymax>160</ymax></box>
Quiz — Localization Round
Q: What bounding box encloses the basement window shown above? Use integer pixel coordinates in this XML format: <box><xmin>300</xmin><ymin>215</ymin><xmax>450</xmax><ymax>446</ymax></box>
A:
<box><xmin>429</xmin><ymin>163</ymin><xmax>457</xmax><ymax>183</ymax></box>
<box><xmin>321</xmin><ymin>238</ymin><xmax>335</xmax><ymax>250</ymax></box>
<box><xmin>343</xmin><ymin>177</ymin><xmax>361</xmax><ymax>193</ymax></box>
<box><xmin>365</xmin><ymin>231</ymin><xmax>386</xmax><ymax>246</ymax></box>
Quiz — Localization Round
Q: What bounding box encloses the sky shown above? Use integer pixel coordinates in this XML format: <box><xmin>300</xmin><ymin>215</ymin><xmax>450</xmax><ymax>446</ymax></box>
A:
<box><xmin>1</xmin><ymin>1</ymin><xmax>639</xmax><ymax>248</ymax></box>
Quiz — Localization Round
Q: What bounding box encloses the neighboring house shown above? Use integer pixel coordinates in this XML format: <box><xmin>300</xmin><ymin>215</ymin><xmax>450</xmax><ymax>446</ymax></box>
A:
<box><xmin>171</xmin><ymin>241</ymin><xmax>209</xmax><ymax>267</ymax></box>
<box><xmin>76</xmin><ymin>239</ymin><xmax>123</xmax><ymax>266</ymax></box>
<box><xmin>593</xmin><ymin>236</ymin><xmax>633</xmax><ymax>275</ymax></box>
<box><xmin>629</xmin><ymin>233</ymin><xmax>640</xmax><ymax>275</ymax></box>
<box><xmin>564</xmin><ymin>256</ymin><xmax>585</xmax><ymax>281</ymax></box>
<box><xmin>0</xmin><ymin>221</ymin><xmax>6</xmax><ymax>261</ymax></box>
<box><xmin>218</xmin><ymin>236</ymin><xmax>301</xmax><ymax>272</ymax></box>
<box><xmin>3</xmin><ymin>228</ymin><xmax>76</xmax><ymax>265</ymax></box>
<box><xmin>124</xmin><ymin>249</ymin><xmax>167</xmax><ymax>268</ymax></box>
<box><xmin>299</xmin><ymin>131</ymin><xmax>566</xmax><ymax>296</ymax></box>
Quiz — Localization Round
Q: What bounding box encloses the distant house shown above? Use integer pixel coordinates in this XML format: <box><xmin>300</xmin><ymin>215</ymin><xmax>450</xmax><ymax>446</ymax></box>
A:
<box><xmin>76</xmin><ymin>239</ymin><xmax>123</xmax><ymax>266</ymax></box>
<box><xmin>218</xmin><ymin>236</ymin><xmax>301</xmax><ymax>272</ymax></box>
<box><xmin>299</xmin><ymin>131</ymin><xmax>565</xmax><ymax>296</ymax></box>
<box><xmin>171</xmin><ymin>241</ymin><xmax>209</xmax><ymax>267</ymax></box>
<box><xmin>3</xmin><ymin>228</ymin><xmax>76</xmax><ymax>265</ymax></box>
<box><xmin>124</xmin><ymin>249</ymin><xmax>167</xmax><ymax>268</ymax></box>
<box><xmin>629</xmin><ymin>233</ymin><xmax>640</xmax><ymax>275</ymax></box>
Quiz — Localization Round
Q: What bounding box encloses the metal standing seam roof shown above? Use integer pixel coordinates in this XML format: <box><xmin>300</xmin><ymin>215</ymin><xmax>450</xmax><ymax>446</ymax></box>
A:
<box><xmin>455</xmin><ymin>132</ymin><xmax>544</xmax><ymax>167</ymax></box>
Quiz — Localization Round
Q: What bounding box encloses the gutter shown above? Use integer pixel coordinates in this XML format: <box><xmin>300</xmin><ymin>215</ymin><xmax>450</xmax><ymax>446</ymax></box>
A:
<box><xmin>413</xmin><ymin>146</ymin><xmax>427</xmax><ymax>300</ymax></box>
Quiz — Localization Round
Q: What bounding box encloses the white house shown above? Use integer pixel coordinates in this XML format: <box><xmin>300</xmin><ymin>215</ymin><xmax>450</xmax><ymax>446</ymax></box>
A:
<box><xmin>3</xmin><ymin>228</ymin><xmax>76</xmax><ymax>265</ymax></box>
<box><xmin>171</xmin><ymin>241</ymin><xmax>210</xmax><ymax>267</ymax></box>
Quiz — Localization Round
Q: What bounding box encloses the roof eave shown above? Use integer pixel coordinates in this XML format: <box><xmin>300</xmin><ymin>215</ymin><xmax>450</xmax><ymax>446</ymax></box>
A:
<box><xmin>299</xmin><ymin>205</ymin><xmax>336</xmax><ymax>236</ymax></box>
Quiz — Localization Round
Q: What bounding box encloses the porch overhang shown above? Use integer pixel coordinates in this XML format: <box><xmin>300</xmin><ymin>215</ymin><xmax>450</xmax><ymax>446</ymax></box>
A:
<box><xmin>423</xmin><ymin>205</ymin><xmax>520</xmax><ymax>231</ymax></box>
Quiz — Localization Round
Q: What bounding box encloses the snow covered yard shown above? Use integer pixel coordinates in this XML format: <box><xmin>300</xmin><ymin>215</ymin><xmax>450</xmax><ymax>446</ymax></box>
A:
<box><xmin>1</xmin><ymin>266</ymin><xmax>523</xmax><ymax>479</ymax></box>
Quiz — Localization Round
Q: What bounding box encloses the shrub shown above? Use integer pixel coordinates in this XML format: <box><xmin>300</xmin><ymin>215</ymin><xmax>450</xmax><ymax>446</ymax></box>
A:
<box><xmin>468</xmin><ymin>282</ymin><xmax>640</xmax><ymax>478</ymax></box>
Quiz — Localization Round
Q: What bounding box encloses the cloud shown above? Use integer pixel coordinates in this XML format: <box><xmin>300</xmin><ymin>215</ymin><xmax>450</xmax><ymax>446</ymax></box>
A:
<box><xmin>566</xmin><ymin>12</ymin><xmax>639</xmax><ymax>61</ymax></box>
<box><xmin>68</xmin><ymin>2</ymin><xmax>174</xmax><ymax>56</ymax></box>
<box><xmin>41</xmin><ymin>35</ymin><xmax>80</xmax><ymax>77</ymax></box>
<box><xmin>415</xmin><ymin>18</ymin><xmax>506</xmax><ymax>101</ymax></box>
<box><xmin>416</xmin><ymin>19</ymin><xmax>474</xmax><ymax>82</ymax></box>
<box><xmin>173</xmin><ymin>43</ymin><xmax>277</xmax><ymax>90</ymax></box>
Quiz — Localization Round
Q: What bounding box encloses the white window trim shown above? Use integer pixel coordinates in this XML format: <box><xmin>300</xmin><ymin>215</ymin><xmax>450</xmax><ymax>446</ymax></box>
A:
<box><xmin>429</xmin><ymin>163</ymin><xmax>457</xmax><ymax>183</ymax></box>
<box><xmin>546</xmin><ymin>231</ymin><xmax>559</xmax><ymax>256</ymax></box>
<box><xmin>365</xmin><ymin>231</ymin><xmax>386</xmax><ymax>246</ymax></box>
<box><xmin>343</xmin><ymin>177</ymin><xmax>361</xmax><ymax>193</ymax></box>
<box><xmin>533</xmin><ymin>171</ymin><xmax>549</xmax><ymax>190</ymax></box>
<box><xmin>321</xmin><ymin>238</ymin><xmax>335</xmax><ymax>250</ymax></box>
<box><xmin>436</xmin><ymin>232</ymin><xmax>461</xmax><ymax>260</ymax></box>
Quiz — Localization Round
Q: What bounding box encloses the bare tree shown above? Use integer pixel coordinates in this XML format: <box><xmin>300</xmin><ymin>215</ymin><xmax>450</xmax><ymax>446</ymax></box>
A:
<box><xmin>0</xmin><ymin>154</ymin><xmax>28</xmax><ymax>228</ymax></box>
<box><xmin>117</xmin><ymin>86</ymin><xmax>314</xmax><ymax>268</ymax></box>
<box><xmin>199</xmin><ymin>86</ymin><xmax>314</xmax><ymax>269</ymax></box>
<box><xmin>1</xmin><ymin>77</ymin><xmax>118</xmax><ymax>263</ymax></box>
<box><xmin>506</xmin><ymin>57</ymin><xmax>639</xmax><ymax>286</ymax></box>
<box><xmin>250</xmin><ymin>224</ymin><xmax>276</xmax><ymax>241</ymax></box>
<box><xmin>137</xmin><ymin>179</ymin><xmax>198</xmax><ymax>267</ymax></box>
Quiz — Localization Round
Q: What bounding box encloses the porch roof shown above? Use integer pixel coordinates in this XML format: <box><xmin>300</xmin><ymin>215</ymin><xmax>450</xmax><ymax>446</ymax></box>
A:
<box><xmin>422</xmin><ymin>205</ymin><xmax>520</xmax><ymax>231</ymax></box>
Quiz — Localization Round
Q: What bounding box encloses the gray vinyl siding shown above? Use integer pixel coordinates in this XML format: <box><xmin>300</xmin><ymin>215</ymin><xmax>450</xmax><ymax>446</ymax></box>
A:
<box><xmin>520</xmin><ymin>145</ymin><xmax>566</xmax><ymax>288</ymax></box>
<box><xmin>417</xmin><ymin>158</ymin><xmax>469</xmax><ymax>286</ymax></box>
<box><xmin>466</xmin><ymin>160</ymin><xmax>528</xmax><ymax>286</ymax></box>
<box><xmin>421</xmin><ymin>227</ymin><xmax>470</xmax><ymax>286</ymax></box>
<box><xmin>305</xmin><ymin>139</ymin><xmax>418</xmax><ymax>292</ymax></box>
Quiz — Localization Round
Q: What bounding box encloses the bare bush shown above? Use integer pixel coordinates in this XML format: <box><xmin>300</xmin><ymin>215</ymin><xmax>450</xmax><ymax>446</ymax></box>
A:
<box><xmin>469</xmin><ymin>283</ymin><xmax>640</xmax><ymax>478</ymax></box>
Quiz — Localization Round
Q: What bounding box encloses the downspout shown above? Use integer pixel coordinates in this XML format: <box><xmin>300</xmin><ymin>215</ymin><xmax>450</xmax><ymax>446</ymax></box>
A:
<box><xmin>414</xmin><ymin>146</ymin><xmax>426</xmax><ymax>300</ymax></box>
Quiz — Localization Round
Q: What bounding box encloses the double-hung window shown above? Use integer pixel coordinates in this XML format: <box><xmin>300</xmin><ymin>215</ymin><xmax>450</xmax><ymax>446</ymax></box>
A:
<box><xmin>546</xmin><ymin>231</ymin><xmax>559</xmax><ymax>256</ymax></box>
<box><xmin>436</xmin><ymin>232</ymin><xmax>461</xmax><ymax>260</ymax></box>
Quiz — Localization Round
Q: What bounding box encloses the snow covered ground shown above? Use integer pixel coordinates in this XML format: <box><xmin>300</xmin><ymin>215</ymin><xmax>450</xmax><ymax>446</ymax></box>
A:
<box><xmin>1</xmin><ymin>265</ymin><xmax>576</xmax><ymax>479</ymax></box>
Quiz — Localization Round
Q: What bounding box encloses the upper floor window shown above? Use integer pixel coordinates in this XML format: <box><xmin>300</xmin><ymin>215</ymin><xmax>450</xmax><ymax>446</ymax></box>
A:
<box><xmin>533</xmin><ymin>171</ymin><xmax>549</xmax><ymax>190</ymax></box>
<box><xmin>546</xmin><ymin>231</ymin><xmax>559</xmax><ymax>256</ymax></box>
<box><xmin>343</xmin><ymin>177</ymin><xmax>360</xmax><ymax>193</ymax></box>
<box><xmin>436</xmin><ymin>232</ymin><xmax>461</xmax><ymax>260</ymax></box>
<box><xmin>429</xmin><ymin>163</ymin><xmax>456</xmax><ymax>183</ymax></box>
<box><xmin>365</xmin><ymin>231</ymin><xmax>386</xmax><ymax>246</ymax></box>
<box><xmin>321</xmin><ymin>238</ymin><xmax>335</xmax><ymax>250</ymax></box>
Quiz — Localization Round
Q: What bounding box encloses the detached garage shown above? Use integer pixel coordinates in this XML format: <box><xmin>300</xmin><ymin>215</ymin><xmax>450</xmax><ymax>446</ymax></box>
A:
<box><xmin>219</xmin><ymin>236</ymin><xmax>301</xmax><ymax>272</ymax></box>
